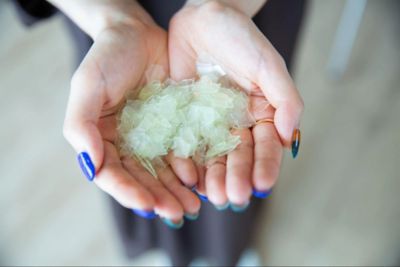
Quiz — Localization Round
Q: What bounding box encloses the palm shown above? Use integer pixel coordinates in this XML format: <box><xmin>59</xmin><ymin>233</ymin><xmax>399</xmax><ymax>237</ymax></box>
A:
<box><xmin>166</xmin><ymin>2</ymin><xmax>297</xmax><ymax>206</ymax></box>
<box><xmin>67</xmin><ymin>24</ymin><xmax>200</xmax><ymax>223</ymax></box>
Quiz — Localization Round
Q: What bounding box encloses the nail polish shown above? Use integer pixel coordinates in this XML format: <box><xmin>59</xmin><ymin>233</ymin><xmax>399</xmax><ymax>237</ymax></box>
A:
<box><xmin>77</xmin><ymin>152</ymin><xmax>95</xmax><ymax>181</ymax></box>
<box><xmin>291</xmin><ymin>129</ymin><xmax>301</xmax><ymax>159</ymax></box>
<box><xmin>252</xmin><ymin>188</ymin><xmax>273</xmax><ymax>199</ymax></box>
<box><xmin>214</xmin><ymin>202</ymin><xmax>230</xmax><ymax>211</ymax></box>
<box><xmin>230</xmin><ymin>202</ymin><xmax>250</xmax><ymax>213</ymax></box>
<box><xmin>191</xmin><ymin>186</ymin><xmax>208</xmax><ymax>202</ymax></box>
<box><xmin>161</xmin><ymin>218</ymin><xmax>184</xmax><ymax>229</ymax></box>
<box><xmin>197</xmin><ymin>193</ymin><xmax>208</xmax><ymax>202</ymax></box>
<box><xmin>132</xmin><ymin>209</ymin><xmax>157</xmax><ymax>220</ymax></box>
<box><xmin>184</xmin><ymin>213</ymin><xmax>199</xmax><ymax>221</ymax></box>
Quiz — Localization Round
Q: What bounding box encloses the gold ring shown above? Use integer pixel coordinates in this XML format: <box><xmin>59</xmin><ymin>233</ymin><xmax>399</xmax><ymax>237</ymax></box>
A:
<box><xmin>255</xmin><ymin>118</ymin><xmax>274</xmax><ymax>125</ymax></box>
<box><xmin>206</xmin><ymin>161</ymin><xmax>227</xmax><ymax>169</ymax></box>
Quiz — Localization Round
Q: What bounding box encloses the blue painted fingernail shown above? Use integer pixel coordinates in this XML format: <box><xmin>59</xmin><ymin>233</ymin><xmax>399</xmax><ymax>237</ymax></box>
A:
<box><xmin>291</xmin><ymin>129</ymin><xmax>301</xmax><ymax>159</ymax></box>
<box><xmin>184</xmin><ymin>213</ymin><xmax>199</xmax><ymax>221</ymax></box>
<box><xmin>197</xmin><ymin>193</ymin><xmax>208</xmax><ymax>202</ymax></box>
<box><xmin>161</xmin><ymin>218</ymin><xmax>184</xmax><ymax>229</ymax></box>
<box><xmin>77</xmin><ymin>152</ymin><xmax>95</xmax><ymax>181</ymax></box>
<box><xmin>190</xmin><ymin>186</ymin><xmax>208</xmax><ymax>202</ymax></box>
<box><xmin>230</xmin><ymin>202</ymin><xmax>250</xmax><ymax>213</ymax></box>
<box><xmin>252</xmin><ymin>188</ymin><xmax>273</xmax><ymax>199</ymax></box>
<box><xmin>214</xmin><ymin>202</ymin><xmax>230</xmax><ymax>211</ymax></box>
<box><xmin>132</xmin><ymin>209</ymin><xmax>157</xmax><ymax>220</ymax></box>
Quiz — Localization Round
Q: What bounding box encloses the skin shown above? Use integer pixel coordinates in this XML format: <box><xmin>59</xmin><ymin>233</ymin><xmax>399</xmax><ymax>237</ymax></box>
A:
<box><xmin>56</xmin><ymin>1</ymin><xmax>200</xmax><ymax>222</ymax></box>
<box><xmin>50</xmin><ymin>0</ymin><xmax>304</xmax><ymax>219</ymax></box>
<box><xmin>168</xmin><ymin>1</ymin><xmax>304</xmax><ymax>206</ymax></box>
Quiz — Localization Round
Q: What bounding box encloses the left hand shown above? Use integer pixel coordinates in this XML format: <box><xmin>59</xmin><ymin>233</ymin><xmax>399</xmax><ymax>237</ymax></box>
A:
<box><xmin>167</xmin><ymin>1</ymin><xmax>304</xmax><ymax>207</ymax></box>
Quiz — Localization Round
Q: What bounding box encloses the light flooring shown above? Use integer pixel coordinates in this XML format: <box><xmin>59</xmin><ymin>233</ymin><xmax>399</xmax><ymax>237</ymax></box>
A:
<box><xmin>0</xmin><ymin>0</ymin><xmax>399</xmax><ymax>265</ymax></box>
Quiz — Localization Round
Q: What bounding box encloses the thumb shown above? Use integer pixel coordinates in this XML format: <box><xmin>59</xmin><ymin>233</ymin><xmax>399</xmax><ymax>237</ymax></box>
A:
<box><xmin>63</xmin><ymin>53</ymin><xmax>106</xmax><ymax>181</ymax></box>
<box><xmin>257</xmin><ymin>55</ymin><xmax>304</xmax><ymax>149</ymax></box>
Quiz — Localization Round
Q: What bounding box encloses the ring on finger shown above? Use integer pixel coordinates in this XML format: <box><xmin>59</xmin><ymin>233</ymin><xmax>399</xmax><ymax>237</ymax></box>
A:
<box><xmin>206</xmin><ymin>160</ymin><xmax>226</xmax><ymax>169</ymax></box>
<box><xmin>255</xmin><ymin>118</ymin><xmax>274</xmax><ymax>126</ymax></box>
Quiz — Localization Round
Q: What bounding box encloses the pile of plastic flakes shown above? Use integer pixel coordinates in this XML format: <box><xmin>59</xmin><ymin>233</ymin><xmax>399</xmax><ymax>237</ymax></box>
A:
<box><xmin>118</xmin><ymin>76</ymin><xmax>253</xmax><ymax>177</ymax></box>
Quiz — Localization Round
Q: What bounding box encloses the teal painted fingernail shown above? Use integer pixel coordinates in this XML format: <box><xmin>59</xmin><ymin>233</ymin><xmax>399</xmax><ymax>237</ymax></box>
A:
<box><xmin>161</xmin><ymin>218</ymin><xmax>184</xmax><ymax>229</ymax></box>
<box><xmin>230</xmin><ymin>202</ymin><xmax>250</xmax><ymax>213</ymax></box>
<box><xmin>291</xmin><ymin>129</ymin><xmax>301</xmax><ymax>158</ymax></box>
<box><xmin>184</xmin><ymin>213</ymin><xmax>199</xmax><ymax>221</ymax></box>
<box><xmin>214</xmin><ymin>202</ymin><xmax>230</xmax><ymax>211</ymax></box>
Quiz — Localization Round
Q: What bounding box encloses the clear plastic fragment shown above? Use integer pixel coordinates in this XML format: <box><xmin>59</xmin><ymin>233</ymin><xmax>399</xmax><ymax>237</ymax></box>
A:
<box><xmin>118</xmin><ymin>75</ymin><xmax>253</xmax><ymax>177</ymax></box>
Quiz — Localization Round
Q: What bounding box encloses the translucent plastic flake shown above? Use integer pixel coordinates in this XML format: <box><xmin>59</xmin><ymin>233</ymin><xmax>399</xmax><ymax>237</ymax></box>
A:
<box><xmin>118</xmin><ymin>76</ymin><xmax>254</xmax><ymax>177</ymax></box>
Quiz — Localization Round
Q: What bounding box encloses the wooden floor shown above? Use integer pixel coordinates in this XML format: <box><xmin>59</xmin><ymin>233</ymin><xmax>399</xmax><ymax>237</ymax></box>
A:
<box><xmin>0</xmin><ymin>0</ymin><xmax>399</xmax><ymax>265</ymax></box>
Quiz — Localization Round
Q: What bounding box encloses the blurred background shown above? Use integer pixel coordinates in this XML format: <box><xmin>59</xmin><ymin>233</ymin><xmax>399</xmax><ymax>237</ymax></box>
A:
<box><xmin>1</xmin><ymin>0</ymin><xmax>399</xmax><ymax>265</ymax></box>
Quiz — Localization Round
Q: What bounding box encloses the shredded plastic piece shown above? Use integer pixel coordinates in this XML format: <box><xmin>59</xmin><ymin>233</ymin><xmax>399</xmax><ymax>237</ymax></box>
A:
<box><xmin>118</xmin><ymin>76</ymin><xmax>253</xmax><ymax>177</ymax></box>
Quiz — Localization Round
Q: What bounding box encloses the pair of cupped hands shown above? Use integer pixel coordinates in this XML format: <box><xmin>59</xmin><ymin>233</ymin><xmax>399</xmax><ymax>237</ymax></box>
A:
<box><xmin>60</xmin><ymin>0</ymin><xmax>303</xmax><ymax>228</ymax></box>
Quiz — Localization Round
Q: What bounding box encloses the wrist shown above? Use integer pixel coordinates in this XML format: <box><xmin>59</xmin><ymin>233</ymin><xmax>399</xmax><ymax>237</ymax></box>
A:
<box><xmin>184</xmin><ymin>0</ymin><xmax>266</xmax><ymax>18</ymax></box>
<box><xmin>48</xmin><ymin>0</ymin><xmax>155</xmax><ymax>38</ymax></box>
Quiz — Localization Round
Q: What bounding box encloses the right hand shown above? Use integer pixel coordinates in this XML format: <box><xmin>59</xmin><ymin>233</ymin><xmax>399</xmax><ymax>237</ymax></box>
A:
<box><xmin>63</xmin><ymin>3</ymin><xmax>200</xmax><ymax>225</ymax></box>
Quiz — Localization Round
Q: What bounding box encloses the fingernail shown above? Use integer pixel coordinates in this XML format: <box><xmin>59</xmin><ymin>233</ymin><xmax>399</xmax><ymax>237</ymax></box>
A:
<box><xmin>132</xmin><ymin>209</ymin><xmax>157</xmax><ymax>219</ymax></box>
<box><xmin>291</xmin><ymin>128</ymin><xmax>301</xmax><ymax>159</ymax></box>
<box><xmin>252</xmin><ymin>188</ymin><xmax>273</xmax><ymax>199</ymax></box>
<box><xmin>184</xmin><ymin>212</ymin><xmax>199</xmax><ymax>221</ymax></box>
<box><xmin>161</xmin><ymin>218</ymin><xmax>184</xmax><ymax>229</ymax></box>
<box><xmin>214</xmin><ymin>202</ymin><xmax>230</xmax><ymax>211</ymax></box>
<box><xmin>197</xmin><ymin>193</ymin><xmax>208</xmax><ymax>202</ymax></box>
<box><xmin>191</xmin><ymin>186</ymin><xmax>208</xmax><ymax>202</ymax></box>
<box><xmin>230</xmin><ymin>202</ymin><xmax>250</xmax><ymax>213</ymax></box>
<box><xmin>77</xmin><ymin>152</ymin><xmax>95</xmax><ymax>181</ymax></box>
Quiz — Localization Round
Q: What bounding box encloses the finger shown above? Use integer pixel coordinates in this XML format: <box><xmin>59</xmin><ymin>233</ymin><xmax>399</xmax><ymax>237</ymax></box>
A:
<box><xmin>252</xmin><ymin>121</ymin><xmax>283</xmax><ymax>192</ymax></box>
<box><xmin>64</xmin><ymin>64</ymin><xmax>105</xmax><ymax>178</ymax></box>
<box><xmin>230</xmin><ymin>36</ymin><xmax>304</xmax><ymax>146</ymax></box>
<box><xmin>64</xmin><ymin>29</ymin><xmax>148</xmax><ymax>177</ymax></box>
<box><xmin>253</xmin><ymin>42</ymin><xmax>304</xmax><ymax>147</ymax></box>
<box><xmin>94</xmin><ymin>141</ymin><xmax>155</xmax><ymax>211</ymax></box>
<box><xmin>226</xmin><ymin>128</ymin><xmax>253</xmax><ymax>205</ymax></box>
<box><xmin>166</xmin><ymin>152</ymin><xmax>198</xmax><ymax>187</ymax></box>
<box><xmin>235</xmin><ymin>47</ymin><xmax>304</xmax><ymax>147</ymax></box>
<box><xmin>121</xmin><ymin>157</ymin><xmax>184</xmax><ymax>222</ymax></box>
<box><xmin>249</xmin><ymin>95</ymin><xmax>275</xmax><ymax>121</ymax></box>
<box><xmin>156</xmin><ymin>166</ymin><xmax>201</xmax><ymax>216</ymax></box>
<box><xmin>194</xmin><ymin>164</ymin><xmax>207</xmax><ymax>199</ymax></box>
<box><xmin>205</xmin><ymin>156</ymin><xmax>228</xmax><ymax>207</ymax></box>
<box><xmin>97</xmin><ymin>114</ymin><xmax>118</xmax><ymax>144</ymax></box>
<box><xmin>257</xmin><ymin>63</ymin><xmax>304</xmax><ymax>147</ymax></box>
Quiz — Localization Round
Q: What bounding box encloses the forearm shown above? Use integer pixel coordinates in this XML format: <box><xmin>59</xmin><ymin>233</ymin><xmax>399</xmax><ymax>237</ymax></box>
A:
<box><xmin>185</xmin><ymin>0</ymin><xmax>267</xmax><ymax>17</ymax></box>
<box><xmin>47</xmin><ymin>0</ymin><xmax>154</xmax><ymax>38</ymax></box>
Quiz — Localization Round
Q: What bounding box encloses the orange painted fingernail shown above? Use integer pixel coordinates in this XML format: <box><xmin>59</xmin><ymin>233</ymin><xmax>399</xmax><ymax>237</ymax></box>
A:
<box><xmin>291</xmin><ymin>129</ymin><xmax>301</xmax><ymax>159</ymax></box>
